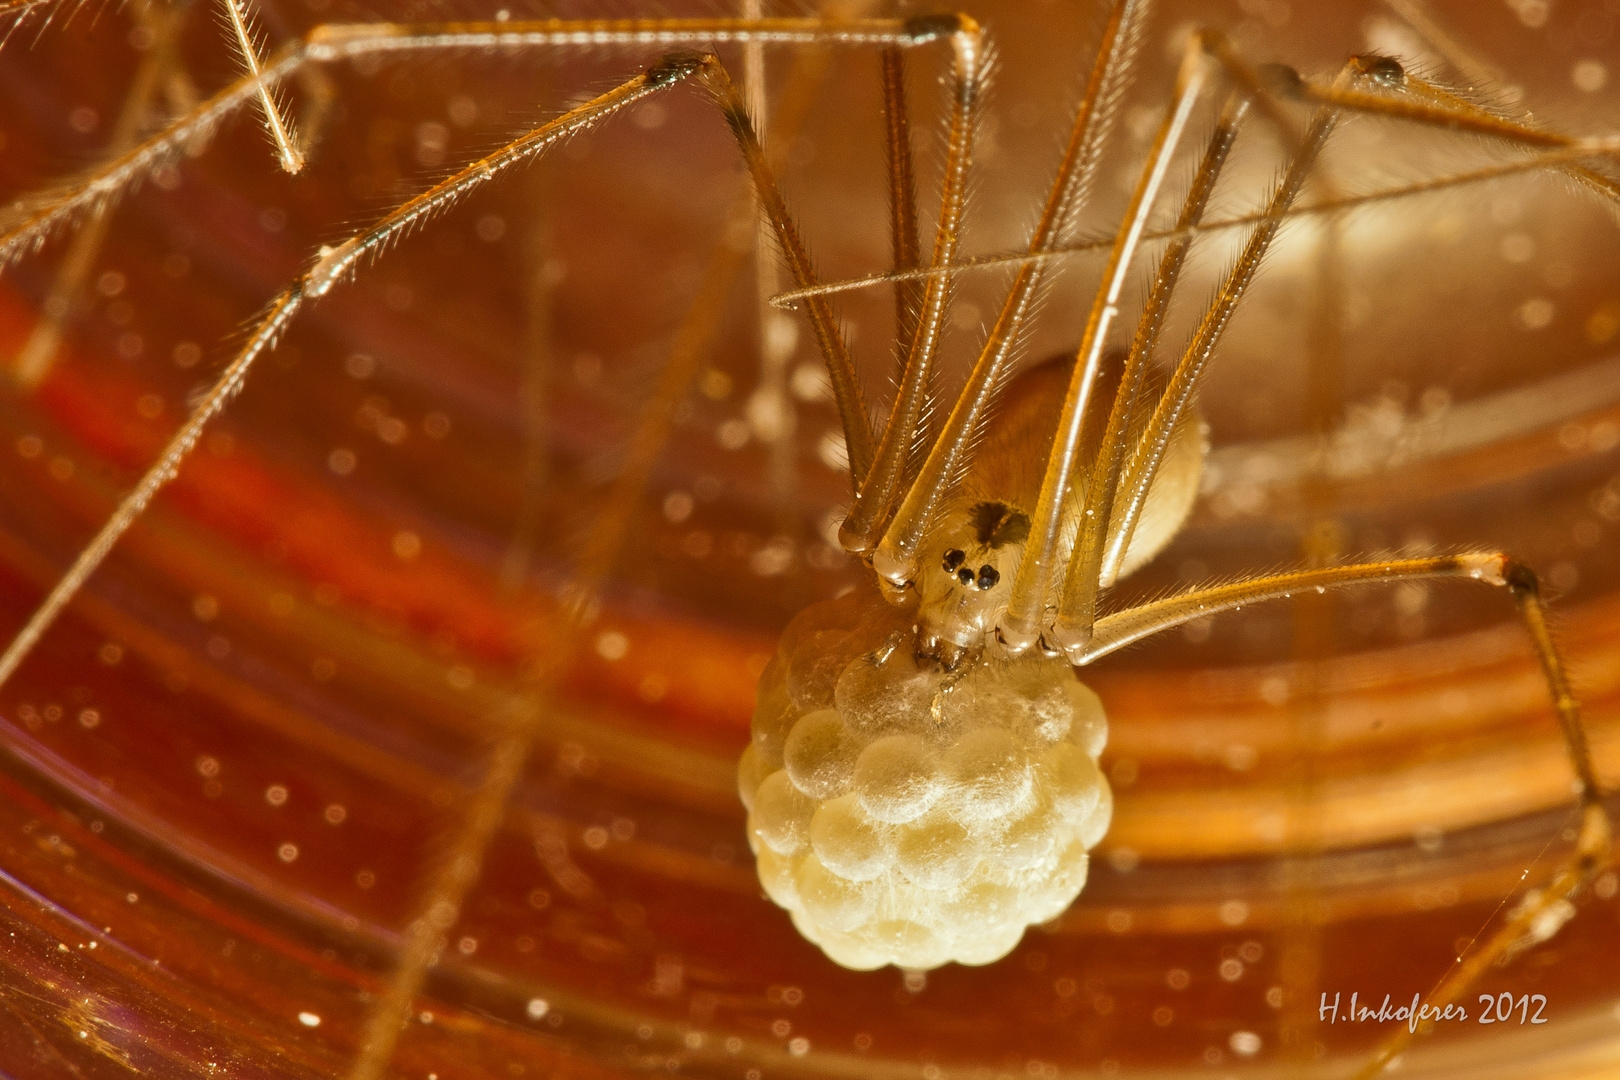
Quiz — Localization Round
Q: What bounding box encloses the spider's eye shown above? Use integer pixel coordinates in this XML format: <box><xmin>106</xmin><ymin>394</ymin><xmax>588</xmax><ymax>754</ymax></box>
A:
<box><xmin>957</xmin><ymin>567</ymin><xmax>974</xmax><ymax>585</ymax></box>
<box><xmin>976</xmin><ymin>565</ymin><xmax>999</xmax><ymax>590</ymax></box>
<box><xmin>942</xmin><ymin>548</ymin><xmax>965</xmax><ymax>572</ymax></box>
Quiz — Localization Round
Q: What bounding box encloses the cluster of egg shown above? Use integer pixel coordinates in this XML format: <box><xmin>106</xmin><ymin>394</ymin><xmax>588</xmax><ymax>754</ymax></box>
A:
<box><xmin>738</xmin><ymin>583</ymin><xmax>1112</xmax><ymax>970</ymax></box>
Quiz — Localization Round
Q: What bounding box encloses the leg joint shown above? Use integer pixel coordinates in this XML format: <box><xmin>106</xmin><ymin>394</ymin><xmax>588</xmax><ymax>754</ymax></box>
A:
<box><xmin>902</xmin><ymin>12</ymin><xmax>974</xmax><ymax>42</ymax></box>
<box><xmin>647</xmin><ymin>50</ymin><xmax>711</xmax><ymax>89</ymax></box>
<box><xmin>1500</xmin><ymin>556</ymin><xmax>1540</xmax><ymax>598</ymax></box>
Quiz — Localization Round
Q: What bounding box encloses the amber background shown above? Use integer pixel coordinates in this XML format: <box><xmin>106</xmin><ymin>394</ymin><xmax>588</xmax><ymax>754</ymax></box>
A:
<box><xmin>0</xmin><ymin>0</ymin><xmax>1618</xmax><ymax>1077</ymax></box>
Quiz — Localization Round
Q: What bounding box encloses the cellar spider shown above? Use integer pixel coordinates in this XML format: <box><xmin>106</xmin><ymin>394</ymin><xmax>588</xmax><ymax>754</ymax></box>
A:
<box><xmin>0</xmin><ymin>1</ymin><xmax>1615</xmax><ymax>1078</ymax></box>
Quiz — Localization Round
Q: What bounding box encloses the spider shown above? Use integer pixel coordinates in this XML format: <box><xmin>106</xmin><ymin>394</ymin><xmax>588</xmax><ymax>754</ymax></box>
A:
<box><xmin>0</xmin><ymin>1</ymin><xmax>1615</xmax><ymax>1078</ymax></box>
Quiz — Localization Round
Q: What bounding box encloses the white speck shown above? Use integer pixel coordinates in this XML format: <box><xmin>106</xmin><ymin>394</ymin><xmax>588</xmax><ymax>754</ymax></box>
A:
<box><xmin>1219</xmin><ymin>900</ymin><xmax>1249</xmax><ymax>926</ymax></box>
<box><xmin>595</xmin><ymin>631</ymin><xmax>629</xmax><ymax>661</ymax></box>
<box><xmin>749</xmin><ymin>536</ymin><xmax>795</xmax><ymax>577</ymax></box>
<box><xmin>527</xmin><ymin>998</ymin><xmax>550</xmax><ymax>1020</ymax></box>
<box><xmin>1574</xmin><ymin>60</ymin><xmax>1608</xmax><ymax>93</ymax></box>
<box><xmin>1518</xmin><ymin>297</ymin><xmax>1555</xmax><ymax>330</ymax></box>
<box><xmin>662</xmin><ymin>491</ymin><xmax>694</xmax><ymax>523</ymax></box>
<box><xmin>788</xmin><ymin>1037</ymin><xmax>810</xmax><ymax>1056</ymax></box>
<box><xmin>278</xmin><ymin>843</ymin><xmax>299</xmax><ymax>863</ymax></box>
<box><xmin>1510</xmin><ymin>0</ymin><xmax>1548</xmax><ymax>28</ymax></box>
<box><xmin>1106</xmin><ymin>848</ymin><xmax>1140</xmax><ymax>874</ymax></box>
<box><xmin>1230</xmin><ymin>1030</ymin><xmax>1262</xmax><ymax>1056</ymax></box>
<box><xmin>265</xmin><ymin>784</ymin><xmax>288</xmax><ymax>807</ymax></box>
<box><xmin>298</xmin><ymin>1012</ymin><xmax>321</xmax><ymax>1027</ymax></box>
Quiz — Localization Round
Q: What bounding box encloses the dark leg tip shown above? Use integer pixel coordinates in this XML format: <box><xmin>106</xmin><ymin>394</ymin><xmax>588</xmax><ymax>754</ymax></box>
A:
<box><xmin>1350</xmin><ymin>53</ymin><xmax>1407</xmax><ymax>86</ymax></box>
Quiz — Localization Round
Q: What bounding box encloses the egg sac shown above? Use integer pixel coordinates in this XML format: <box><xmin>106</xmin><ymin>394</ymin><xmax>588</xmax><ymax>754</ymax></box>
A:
<box><xmin>739</xmin><ymin>585</ymin><xmax>1112</xmax><ymax>971</ymax></box>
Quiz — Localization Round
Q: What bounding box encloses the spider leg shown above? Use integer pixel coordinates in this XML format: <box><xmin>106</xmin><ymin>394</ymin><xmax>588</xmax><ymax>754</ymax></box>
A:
<box><xmin>700</xmin><ymin>57</ymin><xmax>867</xmax><ymax>484</ymax></box>
<box><xmin>352</xmin><ymin>39</ymin><xmax>969</xmax><ymax>1078</ymax></box>
<box><xmin>771</xmin><ymin>135</ymin><xmax>1619</xmax><ymax>311</ymax></box>
<box><xmin>996</xmin><ymin>36</ymin><xmax>1214</xmax><ymax>653</ymax></box>
<box><xmin>1282</xmin><ymin>65</ymin><xmax>1620</xmax><ymax>209</ymax></box>
<box><xmin>881</xmin><ymin>43</ymin><xmax>924</xmax><ymax>373</ymax></box>
<box><xmin>869</xmin><ymin>0</ymin><xmax>1149</xmax><ymax>589</ymax></box>
<box><xmin>0</xmin><ymin>44</ymin><xmax>302</xmax><ymax>271</ymax></box>
<box><xmin>220</xmin><ymin>0</ymin><xmax>303</xmax><ymax>172</ymax></box>
<box><xmin>1083</xmin><ymin>554</ymin><xmax>1612</xmax><ymax>1077</ymax></box>
<box><xmin>0</xmin><ymin>16</ymin><xmax>938</xmax><ymax>277</ymax></box>
<box><xmin>837</xmin><ymin>16</ymin><xmax>985</xmax><ymax>549</ymax></box>
<box><xmin>345</xmin><ymin>37</ymin><xmax>877</xmax><ymax>1076</ymax></box>
<box><xmin>569</xmin><ymin>38</ymin><xmax>857</xmax><ymax>604</ymax></box>
<box><xmin>1091</xmin><ymin>58</ymin><xmax>1384</xmax><ymax>637</ymax></box>
<box><xmin>1085</xmin><ymin>555</ymin><xmax>1604</xmax><ymax>802</ymax></box>
<box><xmin>0</xmin><ymin>54</ymin><xmax>699</xmax><ymax>692</ymax></box>
<box><xmin>10</xmin><ymin>0</ymin><xmax>190</xmax><ymax>387</ymax></box>
<box><xmin>1049</xmin><ymin>88</ymin><xmax>1250</xmax><ymax>642</ymax></box>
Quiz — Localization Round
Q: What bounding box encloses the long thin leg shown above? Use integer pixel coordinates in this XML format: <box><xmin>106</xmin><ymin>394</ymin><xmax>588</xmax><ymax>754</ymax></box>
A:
<box><xmin>1036</xmin><ymin>89</ymin><xmax>1248</xmax><ymax>645</ymax></box>
<box><xmin>220</xmin><ymin>0</ymin><xmax>302</xmax><ymax>171</ymax></box>
<box><xmin>0</xmin><ymin>55</ymin><xmax>698</xmax><ymax>691</ymax></box>
<box><xmin>741</xmin><ymin>0</ymin><xmax>801</xmax><ymax>524</ymax></box>
<box><xmin>1283</xmin><ymin>64</ymin><xmax>1620</xmax><ymax>207</ymax></box>
<box><xmin>838</xmin><ymin>18</ymin><xmax>984</xmax><ymax>550</ymax></box>
<box><xmin>997</xmin><ymin>39</ymin><xmax>1211</xmax><ymax>651</ymax></box>
<box><xmin>0</xmin><ymin>45</ymin><xmax>304</xmax><ymax>270</ymax></box>
<box><xmin>349</xmin><ymin>40</ymin><xmax>856</xmax><ymax>1078</ymax></box>
<box><xmin>11</xmin><ymin>0</ymin><xmax>184</xmax><ymax>387</ymax></box>
<box><xmin>697</xmin><ymin>56</ymin><xmax>875</xmax><ymax>484</ymax></box>
<box><xmin>0</xmin><ymin>15</ymin><xmax>953</xmax><ymax>274</ymax></box>
<box><xmin>869</xmin><ymin>0</ymin><xmax>1149</xmax><ymax>588</ymax></box>
<box><xmin>1381</xmin><ymin>0</ymin><xmax>1511</xmax><ymax>98</ymax></box>
<box><xmin>1081</xmin><ymin>553</ymin><xmax>1612</xmax><ymax>1076</ymax></box>
<box><xmin>769</xmin><ymin>137</ymin><xmax>1620</xmax><ymax>310</ymax></box>
<box><xmin>0</xmin><ymin>15</ymin><xmax>964</xmax><ymax>489</ymax></box>
<box><xmin>881</xmin><ymin>43</ymin><xmax>923</xmax><ymax>371</ymax></box>
<box><xmin>1097</xmin><ymin>59</ymin><xmax>1374</xmax><ymax>607</ymax></box>
<box><xmin>0</xmin><ymin>0</ymin><xmax>57</xmax><ymax>45</ymax></box>
<box><xmin>1394</xmin><ymin>74</ymin><xmax>1620</xmax><ymax>209</ymax></box>
<box><xmin>1086</xmin><ymin>553</ymin><xmax>1603</xmax><ymax>797</ymax></box>
<box><xmin>304</xmin><ymin>16</ymin><xmax>933</xmax><ymax>56</ymax></box>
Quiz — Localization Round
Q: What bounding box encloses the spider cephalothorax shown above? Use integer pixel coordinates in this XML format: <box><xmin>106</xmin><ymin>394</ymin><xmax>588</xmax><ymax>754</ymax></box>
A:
<box><xmin>914</xmin><ymin>500</ymin><xmax>1029</xmax><ymax>668</ymax></box>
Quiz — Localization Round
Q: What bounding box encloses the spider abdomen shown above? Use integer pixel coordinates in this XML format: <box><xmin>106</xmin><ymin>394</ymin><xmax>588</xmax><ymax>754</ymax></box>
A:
<box><xmin>739</xmin><ymin>584</ymin><xmax>1112</xmax><ymax>970</ymax></box>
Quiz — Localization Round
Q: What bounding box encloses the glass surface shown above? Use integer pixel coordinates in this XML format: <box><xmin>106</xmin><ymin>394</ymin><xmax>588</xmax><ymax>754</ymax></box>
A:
<box><xmin>0</xmin><ymin>1</ymin><xmax>1617</xmax><ymax>1077</ymax></box>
